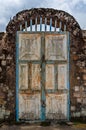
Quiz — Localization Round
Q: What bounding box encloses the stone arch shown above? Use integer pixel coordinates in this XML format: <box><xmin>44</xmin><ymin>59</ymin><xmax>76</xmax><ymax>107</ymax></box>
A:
<box><xmin>6</xmin><ymin>8</ymin><xmax>82</xmax><ymax>38</ymax></box>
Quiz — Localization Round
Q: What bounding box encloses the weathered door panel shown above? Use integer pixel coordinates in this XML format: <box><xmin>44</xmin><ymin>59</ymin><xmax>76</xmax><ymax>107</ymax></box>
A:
<box><xmin>46</xmin><ymin>94</ymin><xmax>67</xmax><ymax>119</ymax></box>
<box><xmin>19</xmin><ymin>93</ymin><xmax>41</xmax><ymax>120</ymax></box>
<box><xmin>45</xmin><ymin>64</ymin><xmax>55</xmax><ymax>90</ymax></box>
<box><xmin>19</xmin><ymin>64</ymin><xmax>28</xmax><ymax>90</ymax></box>
<box><xmin>19</xmin><ymin>34</ymin><xmax>41</xmax><ymax>60</ymax></box>
<box><xmin>58</xmin><ymin>64</ymin><xmax>67</xmax><ymax>90</ymax></box>
<box><xmin>45</xmin><ymin>34</ymin><xmax>67</xmax><ymax>60</ymax></box>
<box><xmin>30</xmin><ymin>64</ymin><xmax>41</xmax><ymax>90</ymax></box>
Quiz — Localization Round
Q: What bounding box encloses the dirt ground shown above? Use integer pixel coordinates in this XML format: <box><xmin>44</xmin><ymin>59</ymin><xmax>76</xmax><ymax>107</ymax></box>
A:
<box><xmin>0</xmin><ymin>123</ymin><xmax>86</xmax><ymax>130</ymax></box>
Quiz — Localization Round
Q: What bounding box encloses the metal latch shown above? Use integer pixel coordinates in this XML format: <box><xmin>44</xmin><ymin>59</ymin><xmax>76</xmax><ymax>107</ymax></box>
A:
<box><xmin>42</xmin><ymin>100</ymin><xmax>46</xmax><ymax>107</ymax></box>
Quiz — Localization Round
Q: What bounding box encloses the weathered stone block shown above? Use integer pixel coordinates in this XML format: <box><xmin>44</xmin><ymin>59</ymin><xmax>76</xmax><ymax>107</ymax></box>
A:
<box><xmin>0</xmin><ymin>67</ymin><xmax>2</xmax><ymax>72</ymax></box>
<box><xmin>74</xmin><ymin>86</ymin><xmax>79</xmax><ymax>91</ymax></box>
<box><xmin>6</xmin><ymin>55</ymin><xmax>12</xmax><ymax>60</ymax></box>
<box><xmin>0</xmin><ymin>112</ymin><xmax>4</xmax><ymax>119</ymax></box>
<box><xmin>75</xmin><ymin>112</ymin><xmax>81</xmax><ymax>117</ymax></box>
<box><xmin>71</xmin><ymin>106</ymin><xmax>76</xmax><ymax>111</ymax></box>
<box><xmin>82</xmin><ymin>92</ymin><xmax>86</xmax><ymax>97</ymax></box>
<box><xmin>77</xmin><ymin>98</ymin><xmax>82</xmax><ymax>103</ymax></box>
<box><xmin>5</xmin><ymin>110</ymin><xmax>10</xmax><ymax>116</ymax></box>
<box><xmin>81</xmin><ymin>110</ymin><xmax>86</xmax><ymax>116</ymax></box>
<box><xmin>0</xmin><ymin>107</ymin><xmax>5</xmax><ymax>119</ymax></box>
<box><xmin>72</xmin><ymin>112</ymin><xmax>81</xmax><ymax>117</ymax></box>
<box><xmin>73</xmin><ymin>93</ymin><xmax>81</xmax><ymax>97</ymax></box>
<box><xmin>83</xmin><ymin>98</ymin><xmax>86</xmax><ymax>104</ymax></box>
<box><xmin>77</xmin><ymin>77</ymin><xmax>80</xmax><ymax>80</ymax></box>
<box><xmin>1</xmin><ymin>60</ymin><xmax>6</xmax><ymax>66</ymax></box>
<box><xmin>83</xmin><ymin>74</ymin><xmax>86</xmax><ymax>80</ymax></box>
<box><xmin>0</xmin><ymin>54</ymin><xmax>5</xmax><ymax>60</ymax></box>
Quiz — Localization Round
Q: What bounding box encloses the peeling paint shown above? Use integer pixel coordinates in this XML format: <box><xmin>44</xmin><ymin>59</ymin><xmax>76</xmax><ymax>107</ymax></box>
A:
<box><xmin>17</xmin><ymin>32</ymin><xmax>69</xmax><ymax>121</ymax></box>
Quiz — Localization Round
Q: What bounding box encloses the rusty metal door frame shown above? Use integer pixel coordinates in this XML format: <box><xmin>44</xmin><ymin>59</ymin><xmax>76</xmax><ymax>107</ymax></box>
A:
<box><xmin>16</xmin><ymin>31</ymin><xmax>70</xmax><ymax>122</ymax></box>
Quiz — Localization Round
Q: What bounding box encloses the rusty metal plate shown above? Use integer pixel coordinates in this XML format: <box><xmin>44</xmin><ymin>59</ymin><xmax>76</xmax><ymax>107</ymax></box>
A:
<box><xmin>45</xmin><ymin>34</ymin><xmax>67</xmax><ymax>60</ymax></box>
<box><xmin>19</xmin><ymin>93</ymin><xmax>41</xmax><ymax>120</ymax></box>
<box><xmin>19</xmin><ymin>34</ymin><xmax>41</xmax><ymax>60</ymax></box>
<box><xmin>46</xmin><ymin>94</ymin><xmax>67</xmax><ymax>119</ymax></box>
<box><xmin>58</xmin><ymin>64</ymin><xmax>67</xmax><ymax>89</ymax></box>
<box><xmin>45</xmin><ymin>64</ymin><xmax>55</xmax><ymax>90</ymax></box>
<box><xmin>19</xmin><ymin>64</ymin><xmax>28</xmax><ymax>90</ymax></box>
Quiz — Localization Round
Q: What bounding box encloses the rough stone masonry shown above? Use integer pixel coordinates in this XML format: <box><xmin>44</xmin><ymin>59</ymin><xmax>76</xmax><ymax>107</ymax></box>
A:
<box><xmin>0</xmin><ymin>8</ymin><xmax>86</xmax><ymax>121</ymax></box>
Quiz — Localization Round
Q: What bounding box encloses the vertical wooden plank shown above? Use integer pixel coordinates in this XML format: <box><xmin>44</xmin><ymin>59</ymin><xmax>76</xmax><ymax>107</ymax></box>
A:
<box><xmin>50</xmin><ymin>18</ymin><xmax>52</xmax><ymax>32</ymax></box>
<box><xmin>40</xmin><ymin>17</ymin><xmax>42</xmax><ymax>32</ymax></box>
<box><xmin>58</xmin><ymin>64</ymin><xmax>67</xmax><ymax>89</ymax></box>
<box><xmin>45</xmin><ymin>18</ymin><xmax>47</xmax><ymax>32</ymax></box>
<box><xmin>67</xmin><ymin>32</ymin><xmax>70</xmax><ymax>121</ymax></box>
<box><xmin>30</xmin><ymin>19</ymin><xmax>32</xmax><ymax>32</ymax></box>
<box><xmin>35</xmin><ymin>17</ymin><xmax>37</xmax><ymax>32</ymax></box>
<box><xmin>54</xmin><ymin>19</ymin><xmax>57</xmax><ymax>32</ymax></box>
<box><xmin>25</xmin><ymin>21</ymin><xmax>27</xmax><ymax>32</ymax></box>
<box><xmin>19</xmin><ymin>64</ymin><xmax>28</xmax><ymax>90</ymax></box>
<box><xmin>45</xmin><ymin>64</ymin><xmax>55</xmax><ymax>90</ymax></box>
<box><xmin>20</xmin><ymin>25</ymin><xmax>22</xmax><ymax>31</ymax></box>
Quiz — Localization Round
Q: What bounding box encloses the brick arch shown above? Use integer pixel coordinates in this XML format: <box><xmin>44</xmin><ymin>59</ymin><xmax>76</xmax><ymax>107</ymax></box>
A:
<box><xmin>6</xmin><ymin>8</ymin><xmax>82</xmax><ymax>38</ymax></box>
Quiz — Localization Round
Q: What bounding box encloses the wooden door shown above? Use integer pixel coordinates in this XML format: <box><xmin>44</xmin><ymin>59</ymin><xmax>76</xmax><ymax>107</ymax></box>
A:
<box><xmin>45</xmin><ymin>34</ymin><xmax>69</xmax><ymax>120</ymax></box>
<box><xmin>16</xmin><ymin>32</ymin><xmax>69</xmax><ymax>121</ymax></box>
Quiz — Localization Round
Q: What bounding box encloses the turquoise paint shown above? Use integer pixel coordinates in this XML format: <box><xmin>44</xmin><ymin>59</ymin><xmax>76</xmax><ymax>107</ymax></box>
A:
<box><xmin>18</xmin><ymin>60</ymin><xmax>41</xmax><ymax>64</ymax></box>
<box><xmin>40</xmin><ymin>17</ymin><xmax>42</xmax><ymax>31</ymax></box>
<box><xmin>16</xmin><ymin>32</ymin><xmax>19</xmax><ymax>121</ymax></box>
<box><xmin>45</xmin><ymin>18</ymin><xmax>47</xmax><ymax>31</ymax></box>
<box><xmin>50</xmin><ymin>18</ymin><xmax>52</xmax><ymax>31</ymax></box>
<box><xmin>67</xmin><ymin>32</ymin><xmax>70</xmax><ymax>121</ymax></box>
<box><xmin>40</xmin><ymin>35</ymin><xmax>46</xmax><ymax>121</ymax></box>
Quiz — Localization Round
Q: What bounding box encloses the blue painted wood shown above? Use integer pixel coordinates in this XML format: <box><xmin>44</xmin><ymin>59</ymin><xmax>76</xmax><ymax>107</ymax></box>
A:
<box><xmin>16</xmin><ymin>32</ymin><xmax>19</xmax><ymax>121</ymax></box>
<box><xmin>40</xmin><ymin>35</ymin><xmax>46</xmax><ymax>121</ymax></box>
<box><xmin>50</xmin><ymin>18</ymin><xmax>52</xmax><ymax>31</ymax></box>
<box><xmin>30</xmin><ymin>19</ymin><xmax>32</xmax><ymax>31</ymax></box>
<box><xmin>67</xmin><ymin>32</ymin><xmax>70</xmax><ymax>121</ymax></box>
<box><xmin>45</xmin><ymin>18</ymin><xmax>47</xmax><ymax>31</ymax></box>
<box><xmin>40</xmin><ymin>17</ymin><xmax>42</xmax><ymax>31</ymax></box>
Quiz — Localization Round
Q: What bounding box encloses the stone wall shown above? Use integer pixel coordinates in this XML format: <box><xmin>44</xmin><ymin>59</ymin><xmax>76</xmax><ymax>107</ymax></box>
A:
<box><xmin>0</xmin><ymin>8</ymin><xmax>86</xmax><ymax>121</ymax></box>
<box><xmin>70</xmin><ymin>30</ymin><xmax>86</xmax><ymax>120</ymax></box>
<box><xmin>0</xmin><ymin>32</ymin><xmax>15</xmax><ymax>120</ymax></box>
